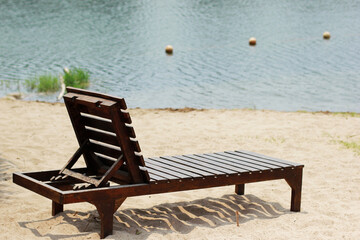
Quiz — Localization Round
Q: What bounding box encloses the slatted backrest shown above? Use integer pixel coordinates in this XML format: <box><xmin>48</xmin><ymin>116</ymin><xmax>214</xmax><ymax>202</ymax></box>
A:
<box><xmin>63</xmin><ymin>87</ymin><xmax>150</xmax><ymax>184</ymax></box>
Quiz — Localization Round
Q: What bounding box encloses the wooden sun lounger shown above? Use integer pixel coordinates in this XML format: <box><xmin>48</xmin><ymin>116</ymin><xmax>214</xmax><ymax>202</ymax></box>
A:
<box><xmin>13</xmin><ymin>87</ymin><xmax>304</xmax><ymax>238</ymax></box>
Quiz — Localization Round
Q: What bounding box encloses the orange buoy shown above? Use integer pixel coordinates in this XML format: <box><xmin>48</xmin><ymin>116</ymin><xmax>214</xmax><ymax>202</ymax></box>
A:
<box><xmin>323</xmin><ymin>32</ymin><xmax>331</xmax><ymax>39</ymax></box>
<box><xmin>249</xmin><ymin>37</ymin><xmax>256</xmax><ymax>46</ymax></box>
<box><xmin>165</xmin><ymin>45</ymin><xmax>173</xmax><ymax>54</ymax></box>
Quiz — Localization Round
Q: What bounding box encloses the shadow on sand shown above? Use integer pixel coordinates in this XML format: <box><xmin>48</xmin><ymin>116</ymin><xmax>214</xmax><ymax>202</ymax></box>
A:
<box><xmin>19</xmin><ymin>193</ymin><xmax>294</xmax><ymax>239</ymax></box>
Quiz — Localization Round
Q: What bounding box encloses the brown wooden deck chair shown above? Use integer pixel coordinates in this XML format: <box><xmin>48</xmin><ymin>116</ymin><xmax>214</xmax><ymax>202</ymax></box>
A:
<box><xmin>13</xmin><ymin>87</ymin><xmax>304</xmax><ymax>238</ymax></box>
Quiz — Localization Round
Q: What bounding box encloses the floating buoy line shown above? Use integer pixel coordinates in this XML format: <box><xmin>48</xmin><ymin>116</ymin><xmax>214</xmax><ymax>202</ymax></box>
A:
<box><xmin>164</xmin><ymin>31</ymin><xmax>332</xmax><ymax>55</ymax></box>
<box><xmin>1</xmin><ymin>31</ymin><xmax>336</xmax><ymax>93</ymax></box>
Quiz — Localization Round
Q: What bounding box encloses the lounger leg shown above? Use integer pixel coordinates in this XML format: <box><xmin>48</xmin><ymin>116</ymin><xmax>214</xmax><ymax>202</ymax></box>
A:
<box><xmin>52</xmin><ymin>201</ymin><xmax>63</xmax><ymax>216</ymax></box>
<box><xmin>235</xmin><ymin>184</ymin><xmax>245</xmax><ymax>195</ymax></box>
<box><xmin>92</xmin><ymin>198</ymin><xmax>126</xmax><ymax>239</ymax></box>
<box><xmin>285</xmin><ymin>168</ymin><xmax>303</xmax><ymax>212</ymax></box>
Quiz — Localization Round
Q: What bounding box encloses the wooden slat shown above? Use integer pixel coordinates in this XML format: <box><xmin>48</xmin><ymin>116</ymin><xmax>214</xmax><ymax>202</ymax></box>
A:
<box><xmin>120</xmin><ymin>110</ymin><xmax>132</xmax><ymax>124</ymax></box>
<box><xmin>95</xmin><ymin>154</ymin><xmax>116</xmax><ymax>166</ymax></box>
<box><xmin>105</xmin><ymin>154</ymin><xmax>144</xmax><ymax>170</ymax></box>
<box><xmin>195</xmin><ymin>154</ymin><xmax>259</xmax><ymax>172</ymax></box>
<box><xmin>145</xmin><ymin>167</ymin><xmax>177</xmax><ymax>180</ymax></box>
<box><xmin>148</xmin><ymin>157</ymin><xmax>212</xmax><ymax>177</ymax></box>
<box><xmin>145</xmin><ymin>162</ymin><xmax>190</xmax><ymax>179</ymax></box>
<box><xmin>73</xmin><ymin>95</ymin><xmax>114</xmax><ymax>110</ymax></box>
<box><xmin>150</xmin><ymin>157</ymin><xmax>213</xmax><ymax>177</ymax></box>
<box><xmin>225</xmin><ymin>151</ymin><xmax>288</xmax><ymax>168</ymax></box>
<box><xmin>174</xmin><ymin>155</ymin><xmax>237</xmax><ymax>174</ymax></box>
<box><xmin>125</xmin><ymin>124</ymin><xmax>136</xmax><ymax>138</ymax></box>
<box><xmin>171</xmin><ymin>155</ymin><xmax>228</xmax><ymax>175</ymax></box>
<box><xmin>46</xmin><ymin>178</ymin><xmax>85</xmax><ymax>186</ymax></box>
<box><xmin>134</xmin><ymin>153</ymin><xmax>145</xmax><ymax>167</ymax></box>
<box><xmin>77</xmin><ymin>104</ymin><xmax>111</xmax><ymax>119</ymax></box>
<box><xmin>90</xmin><ymin>142</ymin><xmax>122</xmax><ymax>159</ymax></box>
<box><xmin>182</xmin><ymin>154</ymin><xmax>248</xmax><ymax>173</ymax></box>
<box><xmin>62</xmin><ymin>169</ymin><xmax>99</xmax><ymax>185</ymax></box>
<box><xmin>86</xmin><ymin>128</ymin><xmax>119</xmax><ymax>146</ymax></box>
<box><xmin>130</xmin><ymin>139</ymin><xmax>141</xmax><ymax>152</ymax></box>
<box><xmin>205</xmin><ymin>153</ymin><xmax>268</xmax><ymax>171</ymax></box>
<box><xmin>145</xmin><ymin>158</ymin><xmax>202</xmax><ymax>178</ymax></box>
<box><xmin>64</xmin><ymin>93</ymin><xmax>116</xmax><ymax>117</ymax></box>
<box><xmin>66</xmin><ymin>87</ymin><xmax>127</xmax><ymax>110</ymax></box>
<box><xmin>235</xmin><ymin>150</ymin><xmax>303</xmax><ymax>167</ymax></box>
<box><xmin>138</xmin><ymin>168</ymin><xmax>151</xmax><ymax>182</ymax></box>
<box><xmin>146</xmin><ymin>171</ymin><xmax>167</xmax><ymax>181</ymax></box>
<box><xmin>24</xmin><ymin>169</ymin><xmax>68</xmax><ymax>181</ymax></box>
<box><xmin>81</xmin><ymin>114</ymin><xmax>114</xmax><ymax>133</ymax></box>
<box><xmin>215</xmin><ymin>152</ymin><xmax>282</xmax><ymax>169</ymax></box>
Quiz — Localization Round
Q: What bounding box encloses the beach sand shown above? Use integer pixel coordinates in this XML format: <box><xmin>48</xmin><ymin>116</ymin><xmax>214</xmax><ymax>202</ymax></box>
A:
<box><xmin>1</xmin><ymin>98</ymin><xmax>360</xmax><ymax>239</ymax></box>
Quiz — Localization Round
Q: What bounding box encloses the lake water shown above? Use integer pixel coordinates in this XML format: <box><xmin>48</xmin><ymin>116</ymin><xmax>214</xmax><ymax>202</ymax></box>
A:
<box><xmin>1</xmin><ymin>0</ymin><xmax>360</xmax><ymax>111</ymax></box>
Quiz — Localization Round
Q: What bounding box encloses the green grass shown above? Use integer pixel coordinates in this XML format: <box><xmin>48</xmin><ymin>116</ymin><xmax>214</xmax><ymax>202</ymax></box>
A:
<box><xmin>63</xmin><ymin>67</ymin><xmax>90</xmax><ymax>89</ymax></box>
<box><xmin>25</xmin><ymin>74</ymin><xmax>59</xmax><ymax>92</ymax></box>
<box><xmin>339</xmin><ymin>140</ymin><xmax>360</xmax><ymax>154</ymax></box>
<box><xmin>23</xmin><ymin>67</ymin><xmax>90</xmax><ymax>93</ymax></box>
<box><xmin>25</xmin><ymin>78</ymin><xmax>37</xmax><ymax>90</ymax></box>
<box><xmin>38</xmin><ymin>75</ymin><xmax>59</xmax><ymax>92</ymax></box>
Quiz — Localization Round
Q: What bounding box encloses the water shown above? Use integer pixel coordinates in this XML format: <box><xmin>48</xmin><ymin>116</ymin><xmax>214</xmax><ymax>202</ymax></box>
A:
<box><xmin>1</xmin><ymin>0</ymin><xmax>360</xmax><ymax>111</ymax></box>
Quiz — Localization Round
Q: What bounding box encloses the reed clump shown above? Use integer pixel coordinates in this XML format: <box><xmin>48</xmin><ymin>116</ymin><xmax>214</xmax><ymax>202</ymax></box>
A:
<box><xmin>25</xmin><ymin>74</ymin><xmax>60</xmax><ymax>93</ymax></box>
<box><xmin>63</xmin><ymin>67</ymin><xmax>90</xmax><ymax>89</ymax></box>
<box><xmin>24</xmin><ymin>67</ymin><xmax>90</xmax><ymax>93</ymax></box>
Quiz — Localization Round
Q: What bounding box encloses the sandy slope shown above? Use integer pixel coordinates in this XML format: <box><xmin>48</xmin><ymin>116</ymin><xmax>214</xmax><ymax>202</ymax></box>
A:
<box><xmin>0</xmin><ymin>99</ymin><xmax>359</xmax><ymax>239</ymax></box>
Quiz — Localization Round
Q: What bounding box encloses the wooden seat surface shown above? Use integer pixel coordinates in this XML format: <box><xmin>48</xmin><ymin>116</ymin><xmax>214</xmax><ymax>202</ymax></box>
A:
<box><xmin>144</xmin><ymin>150</ymin><xmax>302</xmax><ymax>182</ymax></box>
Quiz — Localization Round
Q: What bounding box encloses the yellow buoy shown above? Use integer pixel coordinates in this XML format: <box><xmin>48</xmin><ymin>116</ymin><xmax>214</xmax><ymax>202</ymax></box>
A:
<box><xmin>165</xmin><ymin>45</ymin><xmax>173</xmax><ymax>54</ymax></box>
<box><xmin>249</xmin><ymin>37</ymin><xmax>256</xmax><ymax>46</ymax></box>
<box><xmin>323</xmin><ymin>32</ymin><xmax>331</xmax><ymax>39</ymax></box>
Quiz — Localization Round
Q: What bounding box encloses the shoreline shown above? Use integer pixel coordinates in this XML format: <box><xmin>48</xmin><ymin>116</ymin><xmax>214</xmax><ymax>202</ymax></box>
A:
<box><xmin>2</xmin><ymin>98</ymin><xmax>360</xmax><ymax>116</ymax></box>
<box><xmin>1</xmin><ymin>99</ymin><xmax>360</xmax><ymax>239</ymax></box>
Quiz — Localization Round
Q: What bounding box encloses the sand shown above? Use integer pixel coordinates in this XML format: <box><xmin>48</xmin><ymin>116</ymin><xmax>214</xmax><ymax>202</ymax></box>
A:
<box><xmin>0</xmin><ymin>98</ymin><xmax>360</xmax><ymax>239</ymax></box>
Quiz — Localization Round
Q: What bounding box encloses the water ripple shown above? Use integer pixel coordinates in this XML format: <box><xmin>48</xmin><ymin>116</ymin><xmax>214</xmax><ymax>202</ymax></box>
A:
<box><xmin>0</xmin><ymin>0</ymin><xmax>359</xmax><ymax>111</ymax></box>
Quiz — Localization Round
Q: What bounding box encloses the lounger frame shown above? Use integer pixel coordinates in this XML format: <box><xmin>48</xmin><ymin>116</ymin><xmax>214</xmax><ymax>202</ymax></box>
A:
<box><xmin>13</xmin><ymin>87</ymin><xmax>304</xmax><ymax>238</ymax></box>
